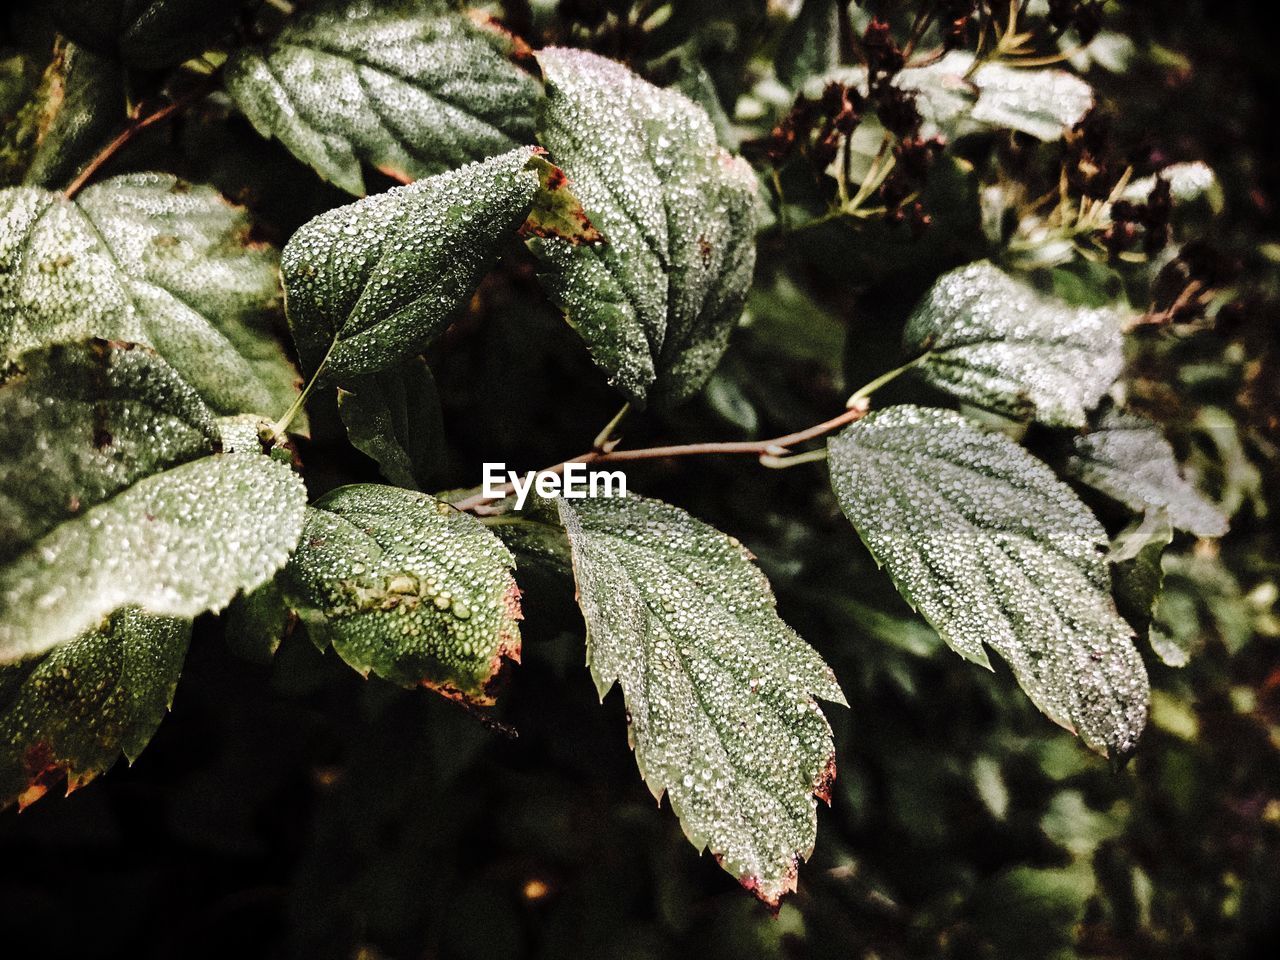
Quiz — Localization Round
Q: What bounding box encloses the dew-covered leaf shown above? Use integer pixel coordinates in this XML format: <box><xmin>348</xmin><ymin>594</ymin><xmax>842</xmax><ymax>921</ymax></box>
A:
<box><xmin>224</xmin><ymin>0</ymin><xmax>540</xmax><ymax>196</ymax></box>
<box><xmin>828</xmin><ymin>405</ymin><xmax>1148</xmax><ymax>757</ymax></box>
<box><xmin>0</xmin><ymin>172</ymin><xmax>300</xmax><ymax>417</ymax></box>
<box><xmin>282</xmin><ymin>485</ymin><xmax>522</xmax><ymax>704</ymax></box>
<box><xmin>1</xmin><ymin>607</ymin><xmax>189</xmax><ymax>809</ymax></box>
<box><xmin>1</xmin><ymin>452</ymin><xmax>307</xmax><ymax>664</ymax></box>
<box><xmin>1109</xmin><ymin>509</ymin><xmax>1172</xmax><ymax>647</ymax></box>
<box><xmin>0</xmin><ymin>340</ymin><xmax>307</xmax><ymax>664</ymax></box>
<box><xmin>557</xmin><ymin>494</ymin><xmax>845</xmax><ymax>905</ymax></box>
<box><xmin>0</xmin><ymin>40</ymin><xmax>125</xmax><ymax>190</ymax></box>
<box><xmin>53</xmin><ymin>0</ymin><xmax>237</xmax><ymax>69</ymax></box>
<box><xmin>904</xmin><ymin>261</ymin><xmax>1125</xmax><ymax>427</ymax></box>
<box><xmin>531</xmin><ymin>48</ymin><xmax>758</xmax><ymax>408</ymax></box>
<box><xmin>281</xmin><ymin>147</ymin><xmax>541</xmax><ymax>381</ymax></box>
<box><xmin>337</xmin><ymin>357</ymin><xmax>444</xmax><ymax>490</ymax></box>
<box><xmin>0</xmin><ymin>339</ymin><xmax>218</xmax><ymax>562</ymax></box>
<box><xmin>1066</xmin><ymin>407</ymin><xmax>1228</xmax><ymax>537</ymax></box>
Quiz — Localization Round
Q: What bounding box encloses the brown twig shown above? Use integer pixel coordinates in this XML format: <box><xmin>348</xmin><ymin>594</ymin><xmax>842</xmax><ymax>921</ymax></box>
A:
<box><xmin>63</xmin><ymin>78</ymin><xmax>217</xmax><ymax>201</ymax></box>
<box><xmin>448</xmin><ymin>403</ymin><xmax>870</xmax><ymax>514</ymax></box>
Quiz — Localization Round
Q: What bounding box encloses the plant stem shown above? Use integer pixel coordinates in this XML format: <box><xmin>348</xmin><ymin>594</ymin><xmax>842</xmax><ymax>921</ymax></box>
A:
<box><xmin>592</xmin><ymin>402</ymin><xmax>631</xmax><ymax>450</ymax></box>
<box><xmin>448</xmin><ymin>404</ymin><xmax>872</xmax><ymax>513</ymax></box>
<box><xmin>845</xmin><ymin>354</ymin><xmax>927</xmax><ymax>408</ymax></box>
<box><xmin>63</xmin><ymin>76</ymin><xmax>218</xmax><ymax>201</ymax></box>
<box><xmin>263</xmin><ymin>353</ymin><xmax>329</xmax><ymax>442</ymax></box>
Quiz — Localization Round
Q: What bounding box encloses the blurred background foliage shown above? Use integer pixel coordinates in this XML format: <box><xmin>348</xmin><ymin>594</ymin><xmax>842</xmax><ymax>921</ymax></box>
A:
<box><xmin>2</xmin><ymin>1</ymin><xmax>1278</xmax><ymax>958</ymax></box>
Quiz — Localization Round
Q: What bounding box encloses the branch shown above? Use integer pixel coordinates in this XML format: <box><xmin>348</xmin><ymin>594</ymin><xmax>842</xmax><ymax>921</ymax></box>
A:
<box><xmin>448</xmin><ymin>402</ymin><xmax>870</xmax><ymax>514</ymax></box>
<box><xmin>63</xmin><ymin>76</ymin><xmax>218</xmax><ymax>201</ymax></box>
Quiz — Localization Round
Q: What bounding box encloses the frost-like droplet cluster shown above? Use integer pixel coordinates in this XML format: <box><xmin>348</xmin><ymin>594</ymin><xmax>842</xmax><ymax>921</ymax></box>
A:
<box><xmin>1066</xmin><ymin>406</ymin><xmax>1228</xmax><ymax>537</ymax></box>
<box><xmin>0</xmin><ymin>173</ymin><xmax>297</xmax><ymax>416</ymax></box>
<box><xmin>828</xmin><ymin>405</ymin><xmax>1149</xmax><ymax>757</ymax></box>
<box><xmin>558</xmin><ymin>494</ymin><xmax>845</xmax><ymax>906</ymax></box>
<box><xmin>531</xmin><ymin>48</ymin><xmax>758</xmax><ymax>408</ymax></box>
<box><xmin>283</xmin><ymin>485</ymin><xmax>522</xmax><ymax>704</ymax></box>
<box><xmin>1</xmin><ymin>606</ymin><xmax>190</xmax><ymax>809</ymax></box>
<box><xmin>281</xmin><ymin>148</ymin><xmax>540</xmax><ymax>380</ymax></box>
<box><xmin>225</xmin><ymin>0</ymin><xmax>541</xmax><ymax>196</ymax></box>
<box><xmin>904</xmin><ymin>261</ymin><xmax>1125</xmax><ymax>427</ymax></box>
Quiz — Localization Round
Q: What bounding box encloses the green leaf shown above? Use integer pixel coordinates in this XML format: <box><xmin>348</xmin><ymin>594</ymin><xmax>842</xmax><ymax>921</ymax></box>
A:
<box><xmin>0</xmin><ymin>340</ymin><xmax>307</xmax><ymax>664</ymax></box>
<box><xmin>531</xmin><ymin>48</ymin><xmax>758</xmax><ymax>408</ymax></box>
<box><xmin>337</xmin><ymin>358</ymin><xmax>445</xmax><ymax>490</ymax></box>
<box><xmin>282</xmin><ymin>485</ymin><xmax>522</xmax><ymax>704</ymax></box>
<box><xmin>1108</xmin><ymin>509</ymin><xmax>1173</xmax><ymax>652</ymax></box>
<box><xmin>224</xmin><ymin>0</ymin><xmax>541</xmax><ymax>196</ymax></box>
<box><xmin>904</xmin><ymin>261</ymin><xmax>1125</xmax><ymax>427</ymax></box>
<box><xmin>280</xmin><ymin>147</ymin><xmax>541</xmax><ymax>381</ymax></box>
<box><xmin>1</xmin><ymin>606</ymin><xmax>190</xmax><ymax>809</ymax></box>
<box><xmin>0</xmin><ymin>172</ymin><xmax>300</xmax><ymax>417</ymax></box>
<box><xmin>829</xmin><ymin>405</ymin><xmax>1148</xmax><ymax>757</ymax></box>
<box><xmin>557</xmin><ymin>494</ymin><xmax>845</xmax><ymax>905</ymax></box>
<box><xmin>224</xmin><ymin>577</ymin><xmax>293</xmax><ymax>666</ymax></box>
<box><xmin>0</xmin><ymin>40</ymin><xmax>126</xmax><ymax>190</ymax></box>
<box><xmin>777</xmin><ymin>0</ymin><xmax>840</xmax><ymax>89</ymax></box>
<box><xmin>53</xmin><ymin>0</ymin><xmax>237</xmax><ymax>69</ymax></box>
<box><xmin>899</xmin><ymin>50</ymin><xmax>1093</xmax><ymax>142</ymax></box>
<box><xmin>1066</xmin><ymin>407</ymin><xmax>1228</xmax><ymax>537</ymax></box>
<box><xmin>0</xmin><ymin>339</ymin><xmax>217</xmax><ymax>561</ymax></box>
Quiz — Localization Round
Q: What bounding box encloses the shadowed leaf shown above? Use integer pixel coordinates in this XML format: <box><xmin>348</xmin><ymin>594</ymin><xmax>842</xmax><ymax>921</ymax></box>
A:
<box><xmin>1</xmin><ymin>607</ymin><xmax>189</xmax><ymax>809</ymax></box>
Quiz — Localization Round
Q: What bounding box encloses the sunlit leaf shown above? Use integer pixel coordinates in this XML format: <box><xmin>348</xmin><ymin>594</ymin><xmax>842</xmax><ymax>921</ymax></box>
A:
<box><xmin>558</xmin><ymin>494</ymin><xmax>845</xmax><ymax>905</ymax></box>
<box><xmin>0</xmin><ymin>172</ymin><xmax>299</xmax><ymax>417</ymax></box>
<box><xmin>280</xmin><ymin>147</ymin><xmax>541</xmax><ymax>381</ymax></box>
<box><xmin>0</xmin><ymin>340</ymin><xmax>307</xmax><ymax>664</ymax></box>
<box><xmin>531</xmin><ymin>48</ymin><xmax>758</xmax><ymax>408</ymax></box>
<box><xmin>1066</xmin><ymin>407</ymin><xmax>1228</xmax><ymax>537</ymax></box>
<box><xmin>904</xmin><ymin>261</ymin><xmax>1125</xmax><ymax>427</ymax></box>
<box><xmin>829</xmin><ymin>405</ymin><xmax>1148</xmax><ymax>757</ymax></box>
<box><xmin>225</xmin><ymin>0</ymin><xmax>540</xmax><ymax>195</ymax></box>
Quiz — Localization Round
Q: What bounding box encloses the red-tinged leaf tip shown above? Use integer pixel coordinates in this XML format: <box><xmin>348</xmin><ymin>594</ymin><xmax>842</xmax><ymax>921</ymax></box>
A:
<box><xmin>521</xmin><ymin>155</ymin><xmax>605</xmax><ymax>246</ymax></box>
<box><xmin>814</xmin><ymin>751</ymin><xmax>838</xmax><ymax>806</ymax></box>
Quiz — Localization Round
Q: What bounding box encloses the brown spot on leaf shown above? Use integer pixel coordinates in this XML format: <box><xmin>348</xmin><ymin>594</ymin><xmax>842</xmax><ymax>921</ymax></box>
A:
<box><xmin>17</xmin><ymin>741</ymin><xmax>63</xmax><ymax>811</ymax></box>
<box><xmin>813</xmin><ymin>750</ymin><xmax>837</xmax><ymax>805</ymax></box>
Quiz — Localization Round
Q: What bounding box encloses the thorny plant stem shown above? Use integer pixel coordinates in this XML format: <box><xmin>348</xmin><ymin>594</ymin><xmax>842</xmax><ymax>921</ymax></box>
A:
<box><xmin>63</xmin><ymin>76</ymin><xmax>219</xmax><ymax>201</ymax></box>
<box><xmin>448</xmin><ymin>361</ymin><xmax>924</xmax><ymax>514</ymax></box>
